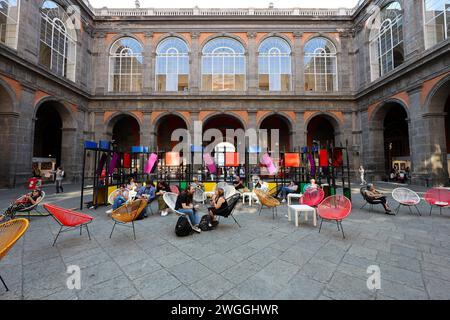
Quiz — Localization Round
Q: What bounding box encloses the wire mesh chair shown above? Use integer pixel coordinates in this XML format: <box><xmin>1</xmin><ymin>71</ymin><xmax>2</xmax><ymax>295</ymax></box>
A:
<box><xmin>110</xmin><ymin>199</ymin><xmax>148</xmax><ymax>240</ymax></box>
<box><xmin>44</xmin><ymin>204</ymin><xmax>94</xmax><ymax>246</ymax></box>
<box><xmin>0</xmin><ymin>218</ymin><xmax>29</xmax><ymax>291</ymax></box>
<box><xmin>301</xmin><ymin>188</ymin><xmax>325</xmax><ymax>207</ymax></box>
<box><xmin>318</xmin><ymin>195</ymin><xmax>352</xmax><ymax>239</ymax></box>
<box><xmin>14</xmin><ymin>191</ymin><xmax>47</xmax><ymax>220</ymax></box>
<box><xmin>254</xmin><ymin>189</ymin><xmax>281</xmax><ymax>219</ymax></box>
<box><xmin>424</xmin><ymin>188</ymin><xmax>450</xmax><ymax>216</ymax></box>
<box><xmin>392</xmin><ymin>188</ymin><xmax>421</xmax><ymax>216</ymax></box>
<box><xmin>170</xmin><ymin>185</ymin><xmax>181</xmax><ymax>195</ymax></box>
<box><xmin>163</xmin><ymin>192</ymin><xmax>194</xmax><ymax>228</ymax></box>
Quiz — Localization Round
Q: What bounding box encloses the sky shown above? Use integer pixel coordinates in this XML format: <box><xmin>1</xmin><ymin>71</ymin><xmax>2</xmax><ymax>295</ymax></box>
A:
<box><xmin>88</xmin><ymin>0</ymin><xmax>360</xmax><ymax>9</ymax></box>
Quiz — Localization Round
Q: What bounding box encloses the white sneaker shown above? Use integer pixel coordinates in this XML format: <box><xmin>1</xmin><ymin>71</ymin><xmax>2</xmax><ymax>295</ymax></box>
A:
<box><xmin>282</xmin><ymin>199</ymin><xmax>286</xmax><ymax>203</ymax></box>
<box><xmin>192</xmin><ymin>226</ymin><xmax>202</xmax><ymax>233</ymax></box>
<box><xmin>106</xmin><ymin>209</ymin><xmax>113</xmax><ymax>214</ymax></box>
<box><xmin>161</xmin><ymin>210</ymin><xmax>169</xmax><ymax>217</ymax></box>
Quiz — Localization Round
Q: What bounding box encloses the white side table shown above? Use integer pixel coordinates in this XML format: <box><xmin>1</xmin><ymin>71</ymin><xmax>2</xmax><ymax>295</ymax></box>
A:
<box><xmin>243</xmin><ymin>192</ymin><xmax>259</xmax><ymax>206</ymax></box>
<box><xmin>287</xmin><ymin>193</ymin><xmax>303</xmax><ymax>205</ymax></box>
<box><xmin>288</xmin><ymin>205</ymin><xmax>317</xmax><ymax>227</ymax></box>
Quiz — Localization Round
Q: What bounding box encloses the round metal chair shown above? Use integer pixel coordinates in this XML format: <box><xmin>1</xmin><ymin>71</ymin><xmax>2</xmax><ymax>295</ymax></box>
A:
<box><xmin>392</xmin><ymin>188</ymin><xmax>421</xmax><ymax>216</ymax></box>
<box><xmin>301</xmin><ymin>188</ymin><xmax>325</xmax><ymax>207</ymax></box>
<box><xmin>0</xmin><ymin>218</ymin><xmax>29</xmax><ymax>291</ymax></box>
<box><xmin>254</xmin><ymin>189</ymin><xmax>281</xmax><ymax>219</ymax></box>
<box><xmin>110</xmin><ymin>199</ymin><xmax>148</xmax><ymax>240</ymax></box>
<box><xmin>424</xmin><ymin>188</ymin><xmax>450</xmax><ymax>216</ymax></box>
<box><xmin>318</xmin><ymin>195</ymin><xmax>352</xmax><ymax>239</ymax></box>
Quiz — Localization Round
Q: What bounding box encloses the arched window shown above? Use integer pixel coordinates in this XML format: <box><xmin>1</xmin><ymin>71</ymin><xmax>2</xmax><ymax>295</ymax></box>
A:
<box><xmin>156</xmin><ymin>37</ymin><xmax>189</xmax><ymax>92</ymax></box>
<box><xmin>0</xmin><ymin>0</ymin><xmax>20</xmax><ymax>49</ymax></box>
<box><xmin>258</xmin><ymin>37</ymin><xmax>291</xmax><ymax>91</ymax></box>
<box><xmin>39</xmin><ymin>1</ymin><xmax>77</xmax><ymax>81</ymax></box>
<box><xmin>201</xmin><ymin>37</ymin><xmax>246</xmax><ymax>91</ymax></box>
<box><xmin>304</xmin><ymin>37</ymin><xmax>338</xmax><ymax>92</ymax></box>
<box><xmin>424</xmin><ymin>0</ymin><xmax>450</xmax><ymax>49</ymax></box>
<box><xmin>369</xmin><ymin>2</ymin><xmax>404</xmax><ymax>81</ymax></box>
<box><xmin>108</xmin><ymin>37</ymin><xmax>143</xmax><ymax>93</ymax></box>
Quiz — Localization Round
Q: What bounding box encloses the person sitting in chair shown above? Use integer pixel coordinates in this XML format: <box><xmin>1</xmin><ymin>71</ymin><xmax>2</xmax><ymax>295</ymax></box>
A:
<box><xmin>156</xmin><ymin>181</ymin><xmax>171</xmax><ymax>216</ymax></box>
<box><xmin>364</xmin><ymin>184</ymin><xmax>394</xmax><ymax>215</ymax></box>
<box><xmin>233</xmin><ymin>176</ymin><xmax>247</xmax><ymax>193</ymax></box>
<box><xmin>2</xmin><ymin>189</ymin><xmax>43</xmax><ymax>221</ymax></box>
<box><xmin>175</xmin><ymin>185</ymin><xmax>201</xmax><ymax>233</ymax></box>
<box><xmin>208</xmin><ymin>188</ymin><xmax>229</xmax><ymax>227</ymax></box>
<box><xmin>277</xmin><ymin>181</ymin><xmax>299</xmax><ymax>203</ymax></box>
<box><xmin>112</xmin><ymin>185</ymin><xmax>129</xmax><ymax>211</ymax></box>
<box><xmin>136</xmin><ymin>180</ymin><xmax>156</xmax><ymax>219</ymax></box>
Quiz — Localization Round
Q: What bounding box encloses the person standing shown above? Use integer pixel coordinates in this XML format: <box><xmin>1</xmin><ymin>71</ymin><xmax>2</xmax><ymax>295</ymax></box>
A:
<box><xmin>55</xmin><ymin>166</ymin><xmax>65</xmax><ymax>193</ymax></box>
<box><xmin>359</xmin><ymin>165</ymin><xmax>367</xmax><ymax>185</ymax></box>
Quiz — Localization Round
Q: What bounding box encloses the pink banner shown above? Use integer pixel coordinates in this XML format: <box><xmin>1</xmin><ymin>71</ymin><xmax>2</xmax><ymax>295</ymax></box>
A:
<box><xmin>144</xmin><ymin>153</ymin><xmax>158</xmax><ymax>174</ymax></box>
<box><xmin>261</xmin><ymin>153</ymin><xmax>277</xmax><ymax>175</ymax></box>
<box><xmin>203</xmin><ymin>154</ymin><xmax>217</xmax><ymax>174</ymax></box>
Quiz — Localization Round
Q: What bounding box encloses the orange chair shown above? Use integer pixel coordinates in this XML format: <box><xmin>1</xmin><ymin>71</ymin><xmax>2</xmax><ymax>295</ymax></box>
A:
<box><xmin>110</xmin><ymin>199</ymin><xmax>148</xmax><ymax>240</ymax></box>
<box><xmin>254</xmin><ymin>189</ymin><xmax>281</xmax><ymax>219</ymax></box>
<box><xmin>0</xmin><ymin>218</ymin><xmax>29</xmax><ymax>291</ymax></box>
<box><xmin>44</xmin><ymin>204</ymin><xmax>94</xmax><ymax>246</ymax></box>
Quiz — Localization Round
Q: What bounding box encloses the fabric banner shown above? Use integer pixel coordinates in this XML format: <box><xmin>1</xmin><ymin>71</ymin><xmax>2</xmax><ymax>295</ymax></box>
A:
<box><xmin>97</xmin><ymin>153</ymin><xmax>107</xmax><ymax>176</ymax></box>
<box><xmin>308</xmin><ymin>153</ymin><xmax>316</xmax><ymax>176</ymax></box>
<box><xmin>319</xmin><ymin>150</ymin><xmax>329</xmax><ymax>167</ymax></box>
<box><xmin>123</xmin><ymin>153</ymin><xmax>131</xmax><ymax>168</ymax></box>
<box><xmin>261</xmin><ymin>153</ymin><xmax>277</xmax><ymax>175</ymax></box>
<box><xmin>144</xmin><ymin>153</ymin><xmax>158</xmax><ymax>174</ymax></box>
<box><xmin>203</xmin><ymin>154</ymin><xmax>217</xmax><ymax>174</ymax></box>
<box><xmin>333</xmin><ymin>149</ymin><xmax>343</xmax><ymax>167</ymax></box>
<box><xmin>109</xmin><ymin>152</ymin><xmax>120</xmax><ymax>175</ymax></box>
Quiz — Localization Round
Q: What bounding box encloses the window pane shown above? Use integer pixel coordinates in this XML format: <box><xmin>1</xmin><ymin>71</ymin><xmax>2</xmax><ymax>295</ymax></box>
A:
<box><xmin>259</xmin><ymin>74</ymin><xmax>269</xmax><ymax>91</ymax></box>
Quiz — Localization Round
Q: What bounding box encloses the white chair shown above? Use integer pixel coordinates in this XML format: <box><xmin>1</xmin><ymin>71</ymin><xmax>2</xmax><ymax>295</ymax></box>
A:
<box><xmin>392</xmin><ymin>188</ymin><xmax>421</xmax><ymax>216</ymax></box>
<box><xmin>163</xmin><ymin>192</ymin><xmax>194</xmax><ymax>228</ymax></box>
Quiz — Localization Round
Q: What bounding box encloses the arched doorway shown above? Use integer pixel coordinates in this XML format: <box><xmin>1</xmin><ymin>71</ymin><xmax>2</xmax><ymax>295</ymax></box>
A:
<box><xmin>383</xmin><ymin>104</ymin><xmax>410</xmax><ymax>175</ymax></box>
<box><xmin>260</xmin><ymin>114</ymin><xmax>292</xmax><ymax>151</ymax></box>
<box><xmin>156</xmin><ymin>114</ymin><xmax>188</xmax><ymax>151</ymax></box>
<box><xmin>202</xmin><ymin>114</ymin><xmax>245</xmax><ymax>147</ymax></box>
<box><xmin>33</xmin><ymin>102</ymin><xmax>63</xmax><ymax>168</ymax></box>
<box><xmin>307</xmin><ymin>115</ymin><xmax>336</xmax><ymax>149</ymax></box>
<box><xmin>110</xmin><ymin>115</ymin><xmax>140</xmax><ymax>152</ymax></box>
<box><xmin>0</xmin><ymin>83</ymin><xmax>17</xmax><ymax>187</ymax></box>
<box><xmin>427</xmin><ymin>77</ymin><xmax>450</xmax><ymax>183</ymax></box>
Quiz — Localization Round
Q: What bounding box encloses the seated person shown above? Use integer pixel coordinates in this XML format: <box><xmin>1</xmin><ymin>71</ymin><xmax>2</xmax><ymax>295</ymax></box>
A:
<box><xmin>156</xmin><ymin>181</ymin><xmax>171</xmax><ymax>216</ymax></box>
<box><xmin>233</xmin><ymin>176</ymin><xmax>247</xmax><ymax>192</ymax></box>
<box><xmin>175</xmin><ymin>185</ymin><xmax>201</xmax><ymax>233</ymax></box>
<box><xmin>364</xmin><ymin>184</ymin><xmax>394</xmax><ymax>215</ymax></box>
<box><xmin>255</xmin><ymin>178</ymin><xmax>269</xmax><ymax>193</ymax></box>
<box><xmin>2</xmin><ymin>189</ymin><xmax>43</xmax><ymax>220</ymax></box>
<box><xmin>112</xmin><ymin>185</ymin><xmax>129</xmax><ymax>210</ymax></box>
<box><xmin>191</xmin><ymin>177</ymin><xmax>204</xmax><ymax>191</ymax></box>
<box><xmin>277</xmin><ymin>181</ymin><xmax>299</xmax><ymax>202</ymax></box>
<box><xmin>208</xmin><ymin>188</ymin><xmax>229</xmax><ymax>226</ymax></box>
<box><xmin>136</xmin><ymin>180</ymin><xmax>156</xmax><ymax>219</ymax></box>
<box><xmin>127</xmin><ymin>177</ymin><xmax>138</xmax><ymax>191</ymax></box>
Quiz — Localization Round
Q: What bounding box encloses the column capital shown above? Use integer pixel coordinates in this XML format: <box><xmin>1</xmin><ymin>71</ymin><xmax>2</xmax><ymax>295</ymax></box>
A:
<box><xmin>247</xmin><ymin>32</ymin><xmax>257</xmax><ymax>39</ymax></box>
<box><xmin>144</xmin><ymin>31</ymin><xmax>154</xmax><ymax>38</ymax></box>
<box><xmin>293</xmin><ymin>31</ymin><xmax>303</xmax><ymax>39</ymax></box>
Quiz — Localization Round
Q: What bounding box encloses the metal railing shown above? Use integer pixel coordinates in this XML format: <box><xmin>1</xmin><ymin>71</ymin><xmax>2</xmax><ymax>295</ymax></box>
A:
<box><xmin>91</xmin><ymin>7</ymin><xmax>356</xmax><ymax>17</ymax></box>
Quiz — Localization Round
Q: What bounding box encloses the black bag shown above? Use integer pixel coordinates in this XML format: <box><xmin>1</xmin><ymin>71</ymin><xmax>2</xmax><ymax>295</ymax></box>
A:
<box><xmin>175</xmin><ymin>216</ymin><xmax>192</xmax><ymax>237</ymax></box>
<box><xmin>199</xmin><ymin>215</ymin><xmax>215</xmax><ymax>231</ymax></box>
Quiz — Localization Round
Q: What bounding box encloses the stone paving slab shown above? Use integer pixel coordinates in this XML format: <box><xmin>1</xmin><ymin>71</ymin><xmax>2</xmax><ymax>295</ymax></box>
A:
<box><xmin>1</xmin><ymin>183</ymin><xmax>450</xmax><ymax>300</ymax></box>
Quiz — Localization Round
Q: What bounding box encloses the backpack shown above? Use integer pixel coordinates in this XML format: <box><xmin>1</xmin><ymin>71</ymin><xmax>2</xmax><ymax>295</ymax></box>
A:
<box><xmin>175</xmin><ymin>216</ymin><xmax>192</xmax><ymax>237</ymax></box>
<box><xmin>199</xmin><ymin>215</ymin><xmax>216</xmax><ymax>231</ymax></box>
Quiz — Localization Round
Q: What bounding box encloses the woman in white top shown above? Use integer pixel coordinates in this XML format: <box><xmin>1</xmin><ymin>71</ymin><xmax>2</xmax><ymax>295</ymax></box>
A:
<box><xmin>359</xmin><ymin>166</ymin><xmax>367</xmax><ymax>185</ymax></box>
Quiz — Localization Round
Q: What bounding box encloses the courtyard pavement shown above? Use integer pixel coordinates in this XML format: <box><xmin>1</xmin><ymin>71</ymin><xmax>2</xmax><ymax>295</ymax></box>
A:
<box><xmin>1</xmin><ymin>182</ymin><xmax>450</xmax><ymax>300</ymax></box>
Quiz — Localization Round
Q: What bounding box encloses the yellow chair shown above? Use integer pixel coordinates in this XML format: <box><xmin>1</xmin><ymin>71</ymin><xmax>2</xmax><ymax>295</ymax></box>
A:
<box><xmin>203</xmin><ymin>182</ymin><xmax>217</xmax><ymax>192</ymax></box>
<box><xmin>267</xmin><ymin>183</ymin><xmax>278</xmax><ymax>196</ymax></box>
<box><xmin>254</xmin><ymin>189</ymin><xmax>281</xmax><ymax>219</ymax></box>
<box><xmin>110</xmin><ymin>199</ymin><xmax>148</xmax><ymax>240</ymax></box>
<box><xmin>0</xmin><ymin>218</ymin><xmax>29</xmax><ymax>291</ymax></box>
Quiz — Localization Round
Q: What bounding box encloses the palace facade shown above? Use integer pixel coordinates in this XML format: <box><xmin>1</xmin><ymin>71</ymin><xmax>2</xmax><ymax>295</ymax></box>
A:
<box><xmin>0</xmin><ymin>0</ymin><xmax>449</xmax><ymax>187</ymax></box>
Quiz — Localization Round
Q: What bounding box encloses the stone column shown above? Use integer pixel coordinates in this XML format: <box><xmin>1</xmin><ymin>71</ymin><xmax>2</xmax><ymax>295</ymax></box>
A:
<box><xmin>293</xmin><ymin>111</ymin><xmax>306</xmax><ymax>149</ymax></box>
<box><xmin>94</xmin><ymin>32</ymin><xmax>108</xmax><ymax>95</ymax></box>
<box><xmin>143</xmin><ymin>32</ymin><xmax>154</xmax><ymax>94</ymax></box>
<box><xmin>361</xmin><ymin>108</ymin><xmax>385</xmax><ymax>181</ymax></box>
<box><xmin>190</xmin><ymin>32</ymin><xmax>200</xmax><ymax>94</ymax></box>
<box><xmin>293</xmin><ymin>32</ymin><xmax>304</xmax><ymax>94</ymax></box>
<box><xmin>61</xmin><ymin>127</ymin><xmax>78</xmax><ymax>183</ymax></box>
<box><xmin>247</xmin><ymin>32</ymin><xmax>258</xmax><ymax>94</ymax></box>
<box><xmin>403</xmin><ymin>0</ymin><xmax>425</xmax><ymax>59</ymax></box>
<box><xmin>141</xmin><ymin>111</ymin><xmax>154</xmax><ymax>148</ymax></box>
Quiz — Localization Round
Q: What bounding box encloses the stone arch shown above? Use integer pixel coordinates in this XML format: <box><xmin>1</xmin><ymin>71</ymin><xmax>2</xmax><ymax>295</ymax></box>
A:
<box><xmin>155</xmin><ymin>34</ymin><xmax>191</xmax><ymax>52</ymax></box>
<box><xmin>202</xmin><ymin>111</ymin><xmax>247</xmax><ymax>131</ymax></box>
<box><xmin>107</xmin><ymin>34</ymin><xmax>144</xmax><ymax>52</ymax></box>
<box><xmin>105</xmin><ymin>112</ymin><xmax>142</xmax><ymax>151</ymax></box>
<box><xmin>305</xmin><ymin>112</ymin><xmax>342</xmax><ymax>149</ymax></box>
<box><xmin>258</xmin><ymin>112</ymin><xmax>294</xmax><ymax>152</ymax></box>
<box><xmin>202</xmin><ymin>112</ymin><xmax>247</xmax><ymax>148</ymax></box>
<box><xmin>0</xmin><ymin>79</ymin><xmax>19</xmax><ymax>187</ymax></box>
<box><xmin>200</xmin><ymin>33</ymin><xmax>248</xmax><ymax>53</ymax></box>
<box><xmin>303</xmin><ymin>34</ymin><xmax>341</xmax><ymax>53</ymax></box>
<box><xmin>153</xmin><ymin>113</ymin><xmax>189</xmax><ymax>151</ymax></box>
<box><xmin>257</xmin><ymin>33</ymin><xmax>293</xmax><ymax>51</ymax></box>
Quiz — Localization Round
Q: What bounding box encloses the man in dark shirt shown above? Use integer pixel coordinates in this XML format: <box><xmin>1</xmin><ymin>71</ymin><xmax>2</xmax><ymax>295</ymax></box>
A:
<box><xmin>175</xmin><ymin>185</ymin><xmax>201</xmax><ymax>233</ymax></box>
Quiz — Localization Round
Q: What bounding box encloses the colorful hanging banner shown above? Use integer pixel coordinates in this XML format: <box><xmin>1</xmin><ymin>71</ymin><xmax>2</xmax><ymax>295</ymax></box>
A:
<box><xmin>319</xmin><ymin>150</ymin><xmax>329</xmax><ymax>167</ymax></box>
<box><xmin>123</xmin><ymin>153</ymin><xmax>131</xmax><ymax>168</ymax></box>
<box><xmin>165</xmin><ymin>152</ymin><xmax>181</xmax><ymax>166</ymax></box>
<box><xmin>261</xmin><ymin>153</ymin><xmax>277</xmax><ymax>175</ymax></box>
<box><xmin>203</xmin><ymin>154</ymin><xmax>217</xmax><ymax>174</ymax></box>
<box><xmin>225</xmin><ymin>153</ymin><xmax>239</xmax><ymax>167</ymax></box>
<box><xmin>284</xmin><ymin>153</ymin><xmax>300</xmax><ymax>168</ymax></box>
<box><xmin>144</xmin><ymin>153</ymin><xmax>158</xmax><ymax>174</ymax></box>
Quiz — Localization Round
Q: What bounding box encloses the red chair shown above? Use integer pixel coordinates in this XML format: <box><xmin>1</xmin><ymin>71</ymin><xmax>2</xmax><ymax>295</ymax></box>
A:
<box><xmin>300</xmin><ymin>188</ymin><xmax>325</xmax><ymax>207</ymax></box>
<box><xmin>318</xmin><ymin>195</ymin><xmax>352</xmax><ymax>239</ymax></box>
<box><xmin>424</xmin><ymin>188</ymin><xmax>450</xmax><ymax>216</ymax></box>
<box><xmin>170</xmin><ymin>185</ymin><xmax>180</xmax><ymax>195</ymax></box>
<box><xmin>44</xmin><ymin>204</ymin><xmax>94</xmax><ymax>246</ymax></box>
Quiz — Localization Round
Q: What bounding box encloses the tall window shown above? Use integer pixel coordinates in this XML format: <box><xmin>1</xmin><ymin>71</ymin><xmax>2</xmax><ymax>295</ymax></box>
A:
<box><xmin>39</xmin><ymin>1</ymin><xmax>77</xmax><ymax>81</ymax></box>
<box><xmin>369</xmin><ymin>2</ymin><xmax>404</xmax><ymax>81</ymax></box>
<box><xmin>201</xmin><ymin>37</ymin><xmax>246</xmax><ymax>91</ymax></box>
<box><xmin>424</xmin><ymin>0</ymin><xmax>450</xmax><ymax>49</ymax></box>
<box><xmin>109</xmin><ymin>37</ymin><xmax>143</xmax><ymax>93</ymax></box>
<box><xmin>0</xmin><ymin>0</ymin><xmax>19</xmax><ymax>49</ymax></box>
<box><xmin>156</xmin><ymin>37</ymin><xmax>189</xmax><ymax>92</ymax></box>
<box><xmin>304</xmin><ymin>37</ymin><xmax>338</xmax><ymax>92</ymax></box>
<box><xmin>258</xmin><ymin>37</ymin><xmax>291</xmax><ymax>91</ymax></box>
